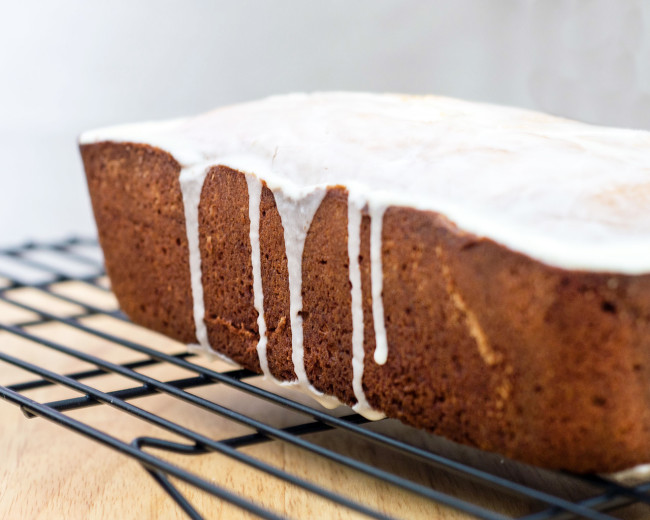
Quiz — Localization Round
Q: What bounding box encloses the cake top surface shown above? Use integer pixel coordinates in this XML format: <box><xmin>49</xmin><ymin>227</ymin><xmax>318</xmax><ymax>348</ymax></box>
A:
<box><xmin>80</xmin><ymin>92</ymin><xmax>650</xmax><ymax>273</ymax></box>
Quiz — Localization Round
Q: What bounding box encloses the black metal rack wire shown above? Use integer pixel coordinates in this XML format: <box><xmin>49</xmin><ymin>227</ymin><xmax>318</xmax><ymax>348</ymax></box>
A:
<box><xmin>0</xmin><ymin>238</ymin><xmax>649</xmax><ymax>519</ymax></box>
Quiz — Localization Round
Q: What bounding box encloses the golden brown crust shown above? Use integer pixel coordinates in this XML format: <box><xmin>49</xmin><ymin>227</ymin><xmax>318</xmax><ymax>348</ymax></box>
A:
<box><xmin>198</xmin><ymin>166</ymin><xmax>260</xmax><ymax>369</ymax></box>
<box><xmin>81</xmin><ymin>141</ymin><xmax>195</xmax><ymax>344</ymax></box>
<box><xmin>303</xmin><ymin>188</ymin><xmax>355</xmax><ymax>402</ymax></box>
<box><xmin>445</xmin><ymin>236</ymin><xmax>650</xmax><ymax>471</ymax></box>
<box><xmin>259</xmin><ymin>184</ymin><xmax>296</xmax><ymax>380</ymax></box>
<box><xmin>81</xmin><ymin>141</ymin><xmax>650</xmax><ymax>473</ymax></box>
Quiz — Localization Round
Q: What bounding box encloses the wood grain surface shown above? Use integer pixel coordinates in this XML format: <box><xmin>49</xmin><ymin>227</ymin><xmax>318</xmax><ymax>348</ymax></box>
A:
<box><xmin>0</xmin><ymin>278</ymin><xmax>648</xmax><ymax>519</ymax></box>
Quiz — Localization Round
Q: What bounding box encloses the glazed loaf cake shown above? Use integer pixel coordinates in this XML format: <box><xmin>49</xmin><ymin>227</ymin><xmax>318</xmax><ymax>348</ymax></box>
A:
<box><xmin>80</xmin><ymin>93</ymin><xmax>650</xmax><ymax>473</ymax></box>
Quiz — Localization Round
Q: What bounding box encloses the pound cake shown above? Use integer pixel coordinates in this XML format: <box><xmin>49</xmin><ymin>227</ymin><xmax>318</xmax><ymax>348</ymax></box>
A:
<box><xmin>80</xmin><ymin>93</ymin><xmax>650</xmax><ymax>473</ymax></box>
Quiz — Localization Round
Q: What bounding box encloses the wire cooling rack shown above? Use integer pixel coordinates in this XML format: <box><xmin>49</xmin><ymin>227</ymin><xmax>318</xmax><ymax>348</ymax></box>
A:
<box><xmin>0</xmin><ymin>238</ymin><xmax>649</xmax><ymax>519</ymax></box>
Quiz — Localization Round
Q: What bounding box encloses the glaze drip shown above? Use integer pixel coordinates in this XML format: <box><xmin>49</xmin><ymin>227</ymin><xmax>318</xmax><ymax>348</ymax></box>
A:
<box><xmin>179</xmin><ymin>164</ymin><xmax>211</xmax><ymax>351</ymax></box>
<box><xmin>179</xmin><ymin>163</ymin><xmax>238</xmax><ymax>365</ymax></box>
<box><xmin>271</xmin><ymin>186</ymin><xmax>341</xmax><ymax>409</ymax></box>
<box><xmin>244</xmin><ymin>173</ymin><xmax>276</xmax><ymax>381</ymax></box>
<box><xmin>181</xmin><ymin>164</ymin><xmax>386</xmax><ymax>410</ymax></box>
<box><xmin>369</xmin><ymin>202</ymin><xmax>388</xmax><ymax>365</ymax></box>
<box><xmin>348</xmin><ymin>190</ymin><xmax>386</xmax><ymax>420</ymax></box>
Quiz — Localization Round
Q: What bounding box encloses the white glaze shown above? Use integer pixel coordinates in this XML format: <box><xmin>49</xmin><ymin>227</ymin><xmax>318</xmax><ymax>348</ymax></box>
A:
<box><xmin>244</xmin><ymin>173</ymin><xmax>276</xmax><ymax>381</ymax></box>
<box><xmin>187</xmin><ymin>343</ymin><xmax>239</xmax><ymax>366</ymax></box>
<box><xmin>271</xmin><ymin>185</ymin><xmax>341</xmax><ymax>409</ymax></box>
<box><xmin>368</xmin><ymin>201</ymin><xmax>388</xmax><ymax>366</ymax></box>
<box><xmin>80</xmin><ymin>92</ymin><xmax>650</xmax><ymax>274</ymax></box>
<box><xmin>609</xmin><ymin>463</ymin><xmax>650</xmax><ymax>483</ymax></box>
<box><xmin>348</xmin><ymin>189</ymin><xmax>386</xmax><ymax>420</ymax></box>
<box><xmin>179</xmin><ymin>164</ymin><xmax>211</xmax><ymax>351</ymax></box>
<box><xmin>179</xmin><ymin>163</ymin><xmax>238</xmax><ymax>365</ymax></box>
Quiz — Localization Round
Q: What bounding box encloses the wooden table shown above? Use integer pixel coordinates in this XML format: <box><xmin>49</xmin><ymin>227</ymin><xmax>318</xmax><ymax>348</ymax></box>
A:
<box><xmin>0</xmin><ymin>278</ymin><xmax>647</xmax><ymax>519</ymax></box>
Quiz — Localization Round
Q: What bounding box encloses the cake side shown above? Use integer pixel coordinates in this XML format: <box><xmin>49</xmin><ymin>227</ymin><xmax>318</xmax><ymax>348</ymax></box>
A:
<box><xmin>81</xmin><ymin>142</ymin><xmax>196</xmax><ymax>344</ymax></box>
<box><xmin>81</xmin><ymin>141</ymin><xmax>650</xmax><ymax>472</ymax></box>
<box><xmin>431</xmin><ymin>220</ymin><xmax>650</xmax><ymax>471</ymax></box>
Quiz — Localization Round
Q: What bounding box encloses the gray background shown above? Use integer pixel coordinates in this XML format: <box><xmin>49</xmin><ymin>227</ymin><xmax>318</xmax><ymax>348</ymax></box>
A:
<box><xmin>1</xmin><ymin>0</ymin><xmax>649</xmax><ymax>245</ymax></box>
